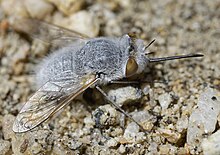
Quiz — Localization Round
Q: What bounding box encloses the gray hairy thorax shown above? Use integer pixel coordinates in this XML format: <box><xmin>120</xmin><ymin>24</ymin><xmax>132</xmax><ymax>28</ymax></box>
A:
<box><xmin>74</xmin><ymin>38</ymin><xmax>126</xmax><ymax>82</ymax></box>
<box><xmin>36</xmin><ymin>37</ymin><xmax>128</xmax><ymax>87</ymax></box>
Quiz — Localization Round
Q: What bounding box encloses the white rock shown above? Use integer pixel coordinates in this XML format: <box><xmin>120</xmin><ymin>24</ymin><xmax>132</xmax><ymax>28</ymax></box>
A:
<box><xmin>1</xmin><ymin>0</ymin><xmax>28</xmax><ymax>17</ymax></box>
<box><xmin>187</xmin><ymin>87</ymin><xmax>220</xmax><ymax>151</ymax></box>
<box><xmin>142</xmin><ymin>84</ymin><xmax>151</xmax><ymax>95</ymax></box>
<box><xmin>123</xmin><ymin>122</ymin><xmax>146</xmax><ymax>143</ymax></box>
<box><xmin>132</xmin><ymin>110</ymin><xmax>152</xmax><ymax>122</ymax></box>
<box><xmin>84</xmin><ymin>116</ymin><xmax>95</xmax><ymax>127</ymax></box>
<box><xmin>159</xmin><ymin>144</ymin><xmax>177</xmax><ymax>154</ymax></box>
<box><xmin>118</xmin><ymin>144</ymin><xmax>126</xmax><ymax>154</ymax></box>
<box><xmin>24</xmin><ymin>0</ymin><xmax>54</xmax><ymax>19</ymax></box>
<box><xmin>159</xmin><ymin>144</ymin><xmax>170</xmax><ymax>154</ymax></box>
<box><xmin>2</xmin><ymin>114</ymin><xmax>15</xmax><ymax>140</ymax></box>
<box><xmin>131</xmin><ymin>110</ymin><xmax>154</xmax><ymax>131</ymax></box>
<box><xmin>148</xmin><ymin>142</ymin><xmax>158</xmax><ymax>154</ymax></box>
<box><xmin>118</xmin><ymin>0</ymin><xmax>132</xmax><ymax>8</ymax></box>
<box><xmin>176</xmin><ymin>115</ymin><xmax>188</xmax><ymax>132</ymax></box>
<box><xmin>106</xmin><ymin>138</ymin><xmax>118</xmax><ymax>148</ymax></box>
<box><xmin>157</xmin><ymin>128</ymin><xmax>181</xmax><ymax>143</ymax></box>
<box><xmin>158</xmin><ymin>93</ymin><xmax>172</xmax><ymax>110</ymax></box>
<box><xmin>0</xmin><ymin>140</ymin><xmax>11</xmax><ymax>155</ymax></box>
<box><xmin>11</xmin><ymin>129</ymin><xmax>54</xmax><ymax>154</ymax></box>
<box><xmin>92</xmin><ymin>104</ymin><xmax>119</xmax><ymax>128</ymax></box>
<box><xmin>105</xmin><ymin>19</ymin><xmax>122</xmax><ymax>36</ymax></box>
<box><xmin>202</xmin><ymin>130</ymin><xmax>220</xmax><ymax>155</ymax></box>
<box><xmin>68</xmin><ymin>11</ymin><xmax>100</xmax><ymax>37</ymax></box>
<box><xmin>47</xmin><ymin>0</ymin><xmax>84</xmax><ymax>15</ymax></box>
<box><xmin>107</xmin><ymin>86</ymin><xmax>142</xmax><ymax>107</ymax></box>
<box><xmin>67</xmin><ymin>140</ymin><xmax>82</xmax><ymax>150</ymax></box>
<box><xmin>218</xmin><ymin>114</ymin><xmax>220</xmax><ymax>127</ymax></box>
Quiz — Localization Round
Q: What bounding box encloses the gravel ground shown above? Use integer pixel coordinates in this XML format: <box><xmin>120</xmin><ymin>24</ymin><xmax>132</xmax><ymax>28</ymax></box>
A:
<box><xmin>0</xmin><ymin>0</ymin><xmax>220</xmax><ymax>154</ymax></box>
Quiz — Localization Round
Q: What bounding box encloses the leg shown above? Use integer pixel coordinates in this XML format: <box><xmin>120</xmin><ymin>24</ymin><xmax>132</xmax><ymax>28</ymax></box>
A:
<box><xmin>96</xmin><ymin>86</ymin><xmax>148</xmax><ymax>133</ymax></box>
<box><xmin>109</xmin><ymin>81</ymin><xmax>140</xmax><ymax>84</ymax></box>
<box><xmin>110</xmin><ymin>79</ymin><xmax>168</xmax><ymax>85</ymax></box>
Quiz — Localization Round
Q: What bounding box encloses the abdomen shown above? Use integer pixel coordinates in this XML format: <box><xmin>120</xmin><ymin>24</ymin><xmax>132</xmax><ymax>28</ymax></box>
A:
<box><xmin>35</xmin><ymin>43</ymin><xmax>84</xmax><ymax>87</ymax></box>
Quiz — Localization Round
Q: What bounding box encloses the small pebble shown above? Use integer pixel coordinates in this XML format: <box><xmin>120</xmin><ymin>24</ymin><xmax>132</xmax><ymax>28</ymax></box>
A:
<box><xmin>106</xmin><ymin>138</ymin><xmax>118</xmax><ymax>148</ymax></box>
<box><xmin>148</xmin><ymin>142</ymin><xmax>158</xmax><ymax>154</ymax></box>
<box><xmin>68</xmin><ymin>11</ymin><xmax>100</xmax><ymax>37</ymax></box>
<box><xmin>177</xmin><ymin>147</ymin><xmax>190</xmax><ymax>155</ymax></box>
<box><xmin>202</xmin><ymin>130</ymin><xmax>220</xmax><ymax>155</ymax></box>
<box><xmin>0</xmin><ymin>140</ymin><xmax>11</xmax><ymax>155</ymax></box>
<box><xmin>123</xmin><ymin>122</ymin><xmax>146</xmax><ymax>143</ymax></box>
<box><xmin>1</xmin><ymin>0</ymin><xmax>28</xmax><ymax>17</ymax></box>
<box><xmin>187</xmin><ymin>87</ymin><xmax>220</xmax><ymax>153</ymax></box>
<box><xmin>106</xmin><ymin>86</ymin><xmax>142</xmax><ymax>107</ymax></box>
<box><xmin>118</xmin><ymin>144</ymin><xmax>126</xmax><ymax>154</ymax></box>
<box><xmin>84</xmin><ymin>116</ymin><xmax>95</xmax><ymax>127</ymax></box>
<box><xmin>176</xmin><ymin>115</ymin><xmax>188</xmax><ymax>133</ymax></box>
<box><xmin>2</xmin><ymin>114</ymin><xmax>15</xmax><ymax>140</ymax></box>
<box><xmin>131</xmin><ymin>110</ymin><xmax>154</xmax><ymax>131</ymax></box>
<box><xmin>67</xmin><ymin>140</ymin><xmax>82</xmax><ymax>150</ymax></box>
<box><xmin>158</xmin><ymin>93</ymin><xmax>172</xmax><ymax>110</ymax></box>
<box><xmin>92</xmin><ymin>104</ymin><xmax>120</xmax><ymax>128</ymax></box>
<box><xmin>24</xmin><ymin>0</ymin><xmax>54</xmax><ymax>19</ymax></box>
<box><xmin>47</xmin><ymin>0</ymin><xmax>85</xmax><ymax>15</ymax></box>
<box><xmin>158</xmin><ymin>128</ymin><xmax>181</xmax><ymax>143</ymax></box>
<box><xmin>159</xmin><ymin>144</ymin><xmax>170</xmax><ymax>154</ymax></box>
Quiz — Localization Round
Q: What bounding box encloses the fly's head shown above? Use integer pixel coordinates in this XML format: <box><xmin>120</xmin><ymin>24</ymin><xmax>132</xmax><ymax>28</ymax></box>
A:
<box><xmin>120</xmin><ymin>34</ymin><xmax>150</xmax><ymax>78</ymax></box>
<box><xmin>119</xmin><ymin>34</ymin><xmax>204</xmax><ymax>79</ymax></box>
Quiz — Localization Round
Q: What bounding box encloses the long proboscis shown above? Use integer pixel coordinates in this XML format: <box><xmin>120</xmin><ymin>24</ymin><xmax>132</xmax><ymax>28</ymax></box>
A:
<box><xmin>149</xmin><ymin>53</ymin><xmax>204</xmax><ymax>62</ymax></box>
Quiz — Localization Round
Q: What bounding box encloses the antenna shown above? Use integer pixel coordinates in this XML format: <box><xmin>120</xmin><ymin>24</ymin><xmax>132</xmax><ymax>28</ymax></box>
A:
<box><xmin>144</xmin><ymin>39</ymin><xmax>156</xmax><ymax>51</ymax></box>
<box><xmin>143</xmin><ymin>39</ymin><xmax>204</xmax><ymax>62</ymax></box>
<box><xmin>149</xmin><ymin>53</ymin><xmax>204</xmax><ymax>62</ymax></box>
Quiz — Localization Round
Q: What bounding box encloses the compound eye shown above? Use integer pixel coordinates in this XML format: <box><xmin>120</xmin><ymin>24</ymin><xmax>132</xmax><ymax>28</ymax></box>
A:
<box><xmin>125</xmin><ymin>57</ymin><xmax>138</xmax><ymax>77</ymax></box>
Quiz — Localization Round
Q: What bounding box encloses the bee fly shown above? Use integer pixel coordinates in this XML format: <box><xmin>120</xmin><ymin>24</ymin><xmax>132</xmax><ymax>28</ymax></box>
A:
<box><xmin>12</xmin><ymin>18</ymin><xmax>203</xmax><ymax>133</ymax></box>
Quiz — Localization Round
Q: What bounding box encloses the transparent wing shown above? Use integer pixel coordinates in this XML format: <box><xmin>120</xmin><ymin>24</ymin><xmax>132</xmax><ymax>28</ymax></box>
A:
<box><xmin>13</xmin><ymin>18</ymin><xmax>89</xmax><ymax>48</ymax></box>
<box><xmin>13</xmin><ymin>76</ymin><xmax>98</xmax><ymax>133</ymax></box>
